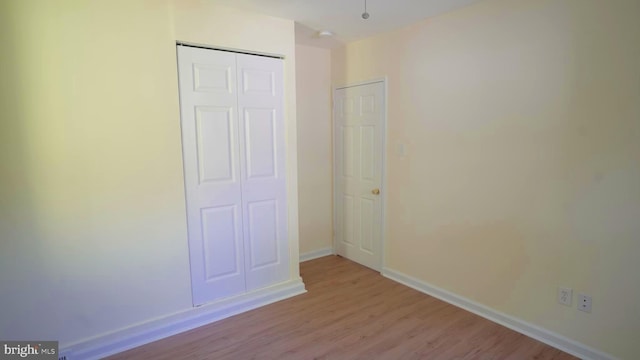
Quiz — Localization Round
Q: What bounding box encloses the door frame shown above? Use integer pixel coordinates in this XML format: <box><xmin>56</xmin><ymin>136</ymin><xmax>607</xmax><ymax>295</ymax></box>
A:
<box><xmin>331</xmin><ymin>78</ymin><xmax>388</xmax><ymax>271</ymax></box>
<box><xmin>176</xmin><ymin>42</ymin><xmax>292</xmax><ymax>307</ymax></box>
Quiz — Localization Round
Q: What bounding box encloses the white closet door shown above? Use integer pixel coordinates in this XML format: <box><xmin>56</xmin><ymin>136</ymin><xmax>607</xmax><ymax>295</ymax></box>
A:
<box><xmin>236</xmin><ymin>53</ymin><xmax>289</xmax><ymax>291</ymax></box>
<box><xmin>177</xmin><ymin>46</ymin><xmax>246</xmax><ymax>305</ymax></box>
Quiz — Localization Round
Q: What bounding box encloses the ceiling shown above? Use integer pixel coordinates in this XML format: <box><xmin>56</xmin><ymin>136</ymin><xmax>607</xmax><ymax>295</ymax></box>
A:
<box><xmin>209</xmin><ymin>0</ymin><xmax>484</xmax><ymax>48</ymax></box>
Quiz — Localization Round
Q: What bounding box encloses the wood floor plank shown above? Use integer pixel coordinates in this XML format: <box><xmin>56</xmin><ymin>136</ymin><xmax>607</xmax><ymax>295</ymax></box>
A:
<box><xmin>107</xmin><ymin>256</ymin><xmax>578</xmax><ymax>360</ymax></box>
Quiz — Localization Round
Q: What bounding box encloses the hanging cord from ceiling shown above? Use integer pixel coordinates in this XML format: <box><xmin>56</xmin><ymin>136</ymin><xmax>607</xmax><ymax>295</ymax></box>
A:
<box><xmin>362</xmin><ymin>0</ymin><xmax>370</xmax><ymax>19</ymax></box>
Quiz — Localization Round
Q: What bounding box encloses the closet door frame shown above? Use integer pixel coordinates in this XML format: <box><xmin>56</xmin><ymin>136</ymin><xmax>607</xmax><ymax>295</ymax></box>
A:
<box><xmin>177</xmin><ymin>43</ymin><xmax>289</xmax><ymax>306</ymax></box>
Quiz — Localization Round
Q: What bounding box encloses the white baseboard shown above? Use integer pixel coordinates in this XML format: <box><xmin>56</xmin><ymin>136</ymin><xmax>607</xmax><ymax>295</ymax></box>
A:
<box><xmin>61</xmin><ymin>279</ymin><xmax>306</xmax><ymax>360</ymax></box>
<box><xmin>300</xmin><ymin>247</ymin><xmax>334</xmax><ymax>262</ymax></box>
<box><xmin>382</xmin><ymin>268</ymin><xmax>616</xmax><ymax>360</ymax></box>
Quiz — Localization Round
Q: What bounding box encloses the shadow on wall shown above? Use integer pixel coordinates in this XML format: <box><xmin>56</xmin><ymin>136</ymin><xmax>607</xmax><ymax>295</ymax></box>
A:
<box><xmin>0</xmin><ymin>2</ymin><xmax>52</xmax><ymax>338</ymax></box>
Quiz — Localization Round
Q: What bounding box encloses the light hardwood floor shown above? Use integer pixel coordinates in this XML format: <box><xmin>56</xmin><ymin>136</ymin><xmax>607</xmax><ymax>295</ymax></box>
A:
<box><xmin>108</xmin><ymin>256</ymin><xmax>577</xmax><ymax>359</ymax></box>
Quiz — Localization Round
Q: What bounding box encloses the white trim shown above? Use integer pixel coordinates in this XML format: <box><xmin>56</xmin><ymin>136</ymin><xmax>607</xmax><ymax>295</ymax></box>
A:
<box><xmin>332</xmin><ymin>78</ymin><xmax>388</xmax><ymax>272</ymax></box>
<box><xmin>61</xmin><ymin>279</ymin><xmax>306</xmax><ymax>360</ymax></box>
<box><xmin>300</xmin><ymin>248</ymin><xmax>334</xmax><ymax>262</ymax></box>
<box><xmin>382</xmin><ymin>268</ymin><xmax>616</xmax><ymax>360</ymax></box>
<box><xmin>331</xmin><ymin>85</ymin><xmax>337</xmax><ymax>256</ymax></box>
<box><xmin>380</xmin><ymin>77</ymin><xmax>389</xmax><ymax>271</ymax></box>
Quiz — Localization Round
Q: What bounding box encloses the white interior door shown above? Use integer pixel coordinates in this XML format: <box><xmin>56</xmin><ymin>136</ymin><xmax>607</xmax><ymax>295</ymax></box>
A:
<box><xmin>334</xmin><ymin>81</ymin><xmax>385</xmax><ymax>271</ymax></box>
<box><xmin>177</xmin><ymin>46</ymin><xmax>288</xmax><ymax>306</ymax></box>
<box><xmin>178</xmin><ymin>46</ymin><xmax>246</xmax><ymax>305</ymax></box>
<box><xmin>236</xmin><ymin>53</ymin><xmax>289</xmax><ymax>291</ymax></box>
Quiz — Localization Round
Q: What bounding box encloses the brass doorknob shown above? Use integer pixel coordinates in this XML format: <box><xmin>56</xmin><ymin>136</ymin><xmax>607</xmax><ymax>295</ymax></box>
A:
<box><xmin>371</xmin><ymin>188</ymin><xmax>380</xmax><ymax>195</ymax></box>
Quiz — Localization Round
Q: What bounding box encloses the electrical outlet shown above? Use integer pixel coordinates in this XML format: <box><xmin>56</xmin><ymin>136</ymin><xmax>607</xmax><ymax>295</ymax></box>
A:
<box><xmin>558</xmin><ymin>287</ymin><xmax>572</xmax><ymax>306</ymax></box>
<box><xmin>578</xmin><ymin>293</ymin><xmax>592</xmax><ymax>313</ymax></box>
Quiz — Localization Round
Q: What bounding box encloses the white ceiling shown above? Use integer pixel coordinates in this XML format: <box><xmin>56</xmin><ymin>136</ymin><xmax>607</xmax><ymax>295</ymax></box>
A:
<box><xmin>209</xmin><ymin>0</ymin><xmax>484</xmax><ymax>48</ymax></box>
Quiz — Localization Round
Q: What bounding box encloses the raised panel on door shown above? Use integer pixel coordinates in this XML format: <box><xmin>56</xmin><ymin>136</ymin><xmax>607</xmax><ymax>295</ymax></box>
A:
<box><xmin>192</xmin><ymin>63</ymin><xmax>233</xmax><ymax>93</ymax></box>
<box><xmin>247</xmin><ymin>200</ymin><xmax>280</xmax><ymax>268</ymax></box>
<box><xmin>199</xmin><ymin>205</ymin><xmax>245</xmax><ymax>300</ymax></box>
<box><xmin>195</xmin><ymin>107</ymin><xmax>236</xmax><ymax>183</ymax></box>
<box><xmin>342</xmin><ymin>125</ymin><xmax>356</xmax><ymax>179</ymax></box>
<box><xmin>236</xmin><ymin>53</ymin><xmax>289</xmax><ymax>290</ymax></box>
<box><xmin>334</xmin><ymin>82</ymin><xmax>385</xmax><ymax>271</ymax></box>
<box><xmin>360</xmin><ymin>126</ymin><xmax>375</xmax><ymax>182</ymax></box>
<box><xmin>244</xmin><ymin>108</ymin><xmax>277</xmax><ymax>179</ymax></box>
<box><xmin>342</xmin><ymin>195</ymin><xmax>355</xmax><ymax>246</ymax></box>
<box><xmin>359</xmin><ymin>198</ymin><xmax>375</xmax><ymax>254</ymax></box>
<box><xmin>177</xmin><ymin>45</ymin><xmax>246</xmax><ymax>306</ymax></box>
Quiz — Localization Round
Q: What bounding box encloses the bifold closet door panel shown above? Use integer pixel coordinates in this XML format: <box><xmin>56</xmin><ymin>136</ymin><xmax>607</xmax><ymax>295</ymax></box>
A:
<box><xmin>236</xmin><ymin>53</ymin><xmax>290</xmax><ymax>291</ymax></box>
<box><xmin>177</xmin><ymin>46</ymin><xmax>247</xmax><ymax>306</ymax></box>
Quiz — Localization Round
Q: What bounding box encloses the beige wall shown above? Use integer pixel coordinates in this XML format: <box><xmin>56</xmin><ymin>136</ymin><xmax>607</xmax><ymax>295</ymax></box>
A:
<box><xmin>332</xmin><ymin>0</ymin><xmax>640</xmax><ymax>358</ymax></box>
<box><xmin>295</xmin><ymin>45</ymin><xmax>333</xmax><ymax>255</ymax></box>
<box><xmin>0</xmin><ymin>0</ymin><xmax>298</xmax><ymax>348</ymax></box>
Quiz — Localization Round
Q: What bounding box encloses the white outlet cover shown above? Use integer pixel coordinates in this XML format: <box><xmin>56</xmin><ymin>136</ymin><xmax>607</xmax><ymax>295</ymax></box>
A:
<box><xmin>558</xmin><ymin>287</ymin><xmax>572</xmax><ymax>306</ymax></box>
<box><xmin>578</xmin><ymin>293</ymin><xmax>592</xmax><ymax>313</ymax></box>
<box><xmin>397</xmin><ymin>143</ymin><xmax>407</xmax><ymax>157</ymax></box>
